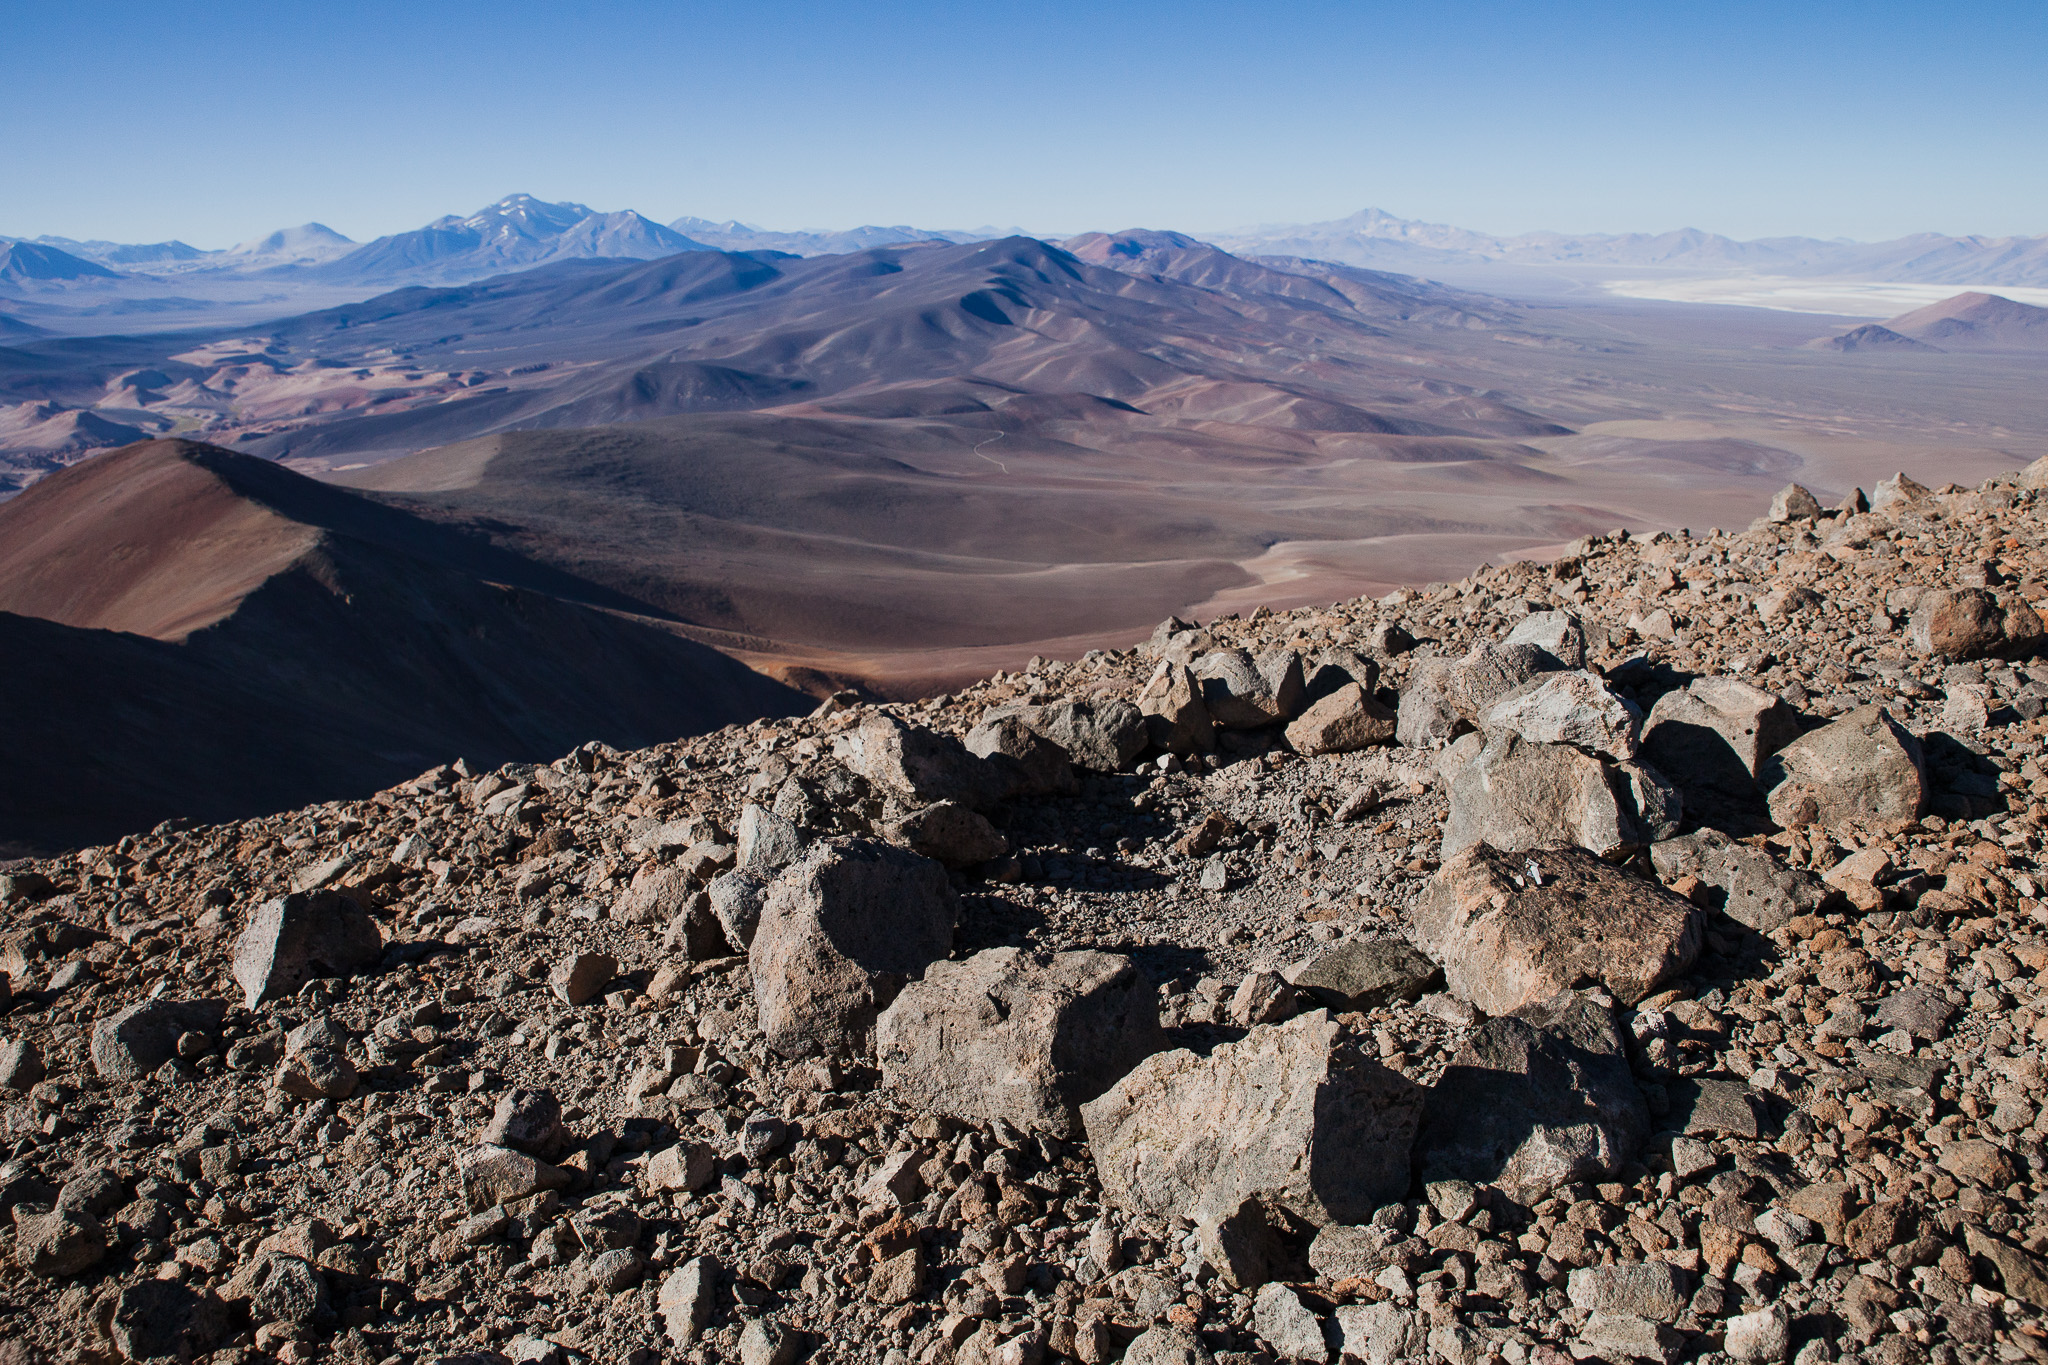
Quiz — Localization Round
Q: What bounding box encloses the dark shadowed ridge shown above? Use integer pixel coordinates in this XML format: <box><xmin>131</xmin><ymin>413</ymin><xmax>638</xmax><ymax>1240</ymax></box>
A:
<box><xmin>0</xmin><ymin>439</ymin><xmax>806</xmax><ymax>853</ymax></box>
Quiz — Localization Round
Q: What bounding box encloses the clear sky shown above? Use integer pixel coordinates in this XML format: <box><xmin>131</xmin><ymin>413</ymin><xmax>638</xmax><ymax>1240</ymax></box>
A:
<box><xmin>4</xmin><ymin>0</ymin><xmax>2043</xmax><ymax>249</ymax></box>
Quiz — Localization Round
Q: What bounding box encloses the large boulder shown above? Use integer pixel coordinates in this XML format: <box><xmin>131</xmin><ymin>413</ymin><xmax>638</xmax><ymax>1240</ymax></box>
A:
<box><xmin>750</xmin><ymin>839</ymin><xmax>955</xmax><ymax>1058</ymax></box>
<box><xmin>1285</xmin><ymin>937</ymin><xmax>1440</xmax><ymax>1013</ymax></box>
<box><xmin>1441</xmin><ymin>732</ymin><xmax>1677</xmax><ymax>860</ymax></box>
<box><xmin>1761</xmin><ymin>704</ymin><xmax>1927</xmax><ymax>829</ymax></box>
<box><xmin>479</xmin><ymin>1088</ymin><xmax>573</xmax><ymax>1159</ymax></box>
<box><xmin>1397</xmin><ymin>641</ymin><xmax>1561</xmax><ymax>748</ymax></box>
<box><xmin>848</xmin><ymin>714</ymin><xmax>1010</xmax><ymax>810</ymax></box>
<box><xmin>1412</xmin><ymin>843</ymin><xmax>1701</xmax><ymax>1016</ymax></box>
<box><xmin>1192</xmin><ymin>649</ymin><xmax>1306</xmax><ymax>729</ymax></box>
<box><xmin>964</xmin><ymin>715</ymin><xmax>1077</xmax><ymax>796</ymax></box>
<box><xmin>231</xmin><ymin>892</ymin><xmax>383</xmax><ymax>1008</ymax></box>
<box><xmin>1415</xmin><ymin>991</ymin><xmax>1648</xmax><ymax>1203</ymax></box>
<box><xmin>1640</xmin><ymin>677</ymin><xmax>1802</xmax><ymax>802</ymax></box>
<box><xmin>876</xmin><ymin>947</ymin><xmax>1164</xmax><ymax>1137</ymax></box>
<box><xmin>15</xmin><ymin>1207</ymin><xmax>106</xmax><ymax>1276</ymax></box>
<box><xmin>1082</xmin><ymin>1010</ymin><xmax>1422</xmax><ymax>1249</ymax></box>
<box><xmin>1303</xmin><ymin>647</ymin><xmax>1380</xmax><ymax>703</ymax></box>
<box><xmin>1284</xmin><ymin>684</ymin><xmax>1397</xmax><ymax>755</ymax></box>
<box><xmin>1870</xmin><ymin>471</ymin><xmax>1932</xmax><ymax>515</ymax></box>
<box><xmin>735</xmin><ymin>803</ymin><xmax>805</xmax><ymax>874</ymax></box>
<box><xmin>1651</xmin><ymin>830</ymin><xmax>1833</xmax><ymax>932</ymax></box>
<box><xmin>1478</xmin><ymin>670</ymin><xmax>1640</xmax><ymax>761</ymax></box>
<box><xmin>1139</xmin><ymin>660</ymin><xmax>1216</xmax><ymax>754</ymax></box>
<box><xmin>107</xmin><ymin>1281</ymin><xmax>233</xmax><ymax>1361</ymax></box>
<box><xmin>1908</xmin><ymin>588</ymin><xmax>2044</xmax><ymax>661</ymax></box>
<box><xmin>92</xmin><ymin>999</ymin><xmax>228</xmax><ymax>1081</ymax></box>
<box><xmin>1503</xmin><ymin>610</ymin><xmax>1589</xmax><ymax>668</ymax></box>
<box><xmin>1011</xmin><ymin>696</ymin><xmax>1149</xmax><ymax>771</ymax></box>
<box><xmin>882</xmin><ymin>801</ymin><xmax>1007</xmax><ymax>869</ymax></box>
<box><xmin>1767</xmin><ymin>484</ymin><xmax>1822</xmax><ymax>522</ymax></box>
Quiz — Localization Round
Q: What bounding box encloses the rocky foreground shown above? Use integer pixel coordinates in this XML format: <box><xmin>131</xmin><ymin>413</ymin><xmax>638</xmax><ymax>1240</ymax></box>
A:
<box><xmin>3</xmin><ymin>468</ymin><xmax>2048</xmax><ymax>1365</ymax></box>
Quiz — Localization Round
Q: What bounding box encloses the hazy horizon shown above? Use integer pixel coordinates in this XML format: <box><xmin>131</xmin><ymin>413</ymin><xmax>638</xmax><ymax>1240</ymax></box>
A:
<box><xmin>7</xmin><ymin>191</ymin><xmax>2046</xmax><ymax>259</ymax></box>
<box><xmin>5</xmin><ymin>0</ymin><xmax>2045</xmax><ymax>250</ymax></box>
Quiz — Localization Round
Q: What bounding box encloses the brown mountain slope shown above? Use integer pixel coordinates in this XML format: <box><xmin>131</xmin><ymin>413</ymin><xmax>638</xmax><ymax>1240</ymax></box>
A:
<box><xmin>1884</xmin><ymin>291</ymin><xmax>2048</xmax><ymax>349</ymax></box>
<box><xmin>0</xmin><ymin>440</ymin><xmax>805</xmax><ymax>851</ymax></box>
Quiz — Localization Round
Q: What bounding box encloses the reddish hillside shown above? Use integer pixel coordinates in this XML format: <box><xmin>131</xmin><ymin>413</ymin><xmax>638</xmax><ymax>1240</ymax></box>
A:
<box><xmin>0</xmin><ymin>440</ymin><xmax>804</xmax><ymax>850</ymax></box>
<box><xmin>0</xmin><ymin>440</ymin><xmax>320</xmax><ymax>637</ymax></box>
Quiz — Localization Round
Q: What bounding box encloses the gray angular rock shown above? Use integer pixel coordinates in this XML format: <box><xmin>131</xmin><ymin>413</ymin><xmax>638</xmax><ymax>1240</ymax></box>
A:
<box><xmin>1870</xmin><ymin>469</ymin><xmax>1932</xmax><ymax>514</ymax></box>
<box><xmin>1398</xmin><ymin>641</ymin><xmax>1561</xmax><ymax>749</ymax></box>
<box><xmin>883</xmin><ymin>800</ymin><xmax>1008</xmax><ymax>868</ymax></box>
<box><xmin>1768</xmin><ymin>483</ymin><xmax>1822</xmax><ymax>522</ymax></box>
<box><xmin>1615</xmin><ymin>759</ymin><xmax>1683</xmax><ymax>844</ymax></box>
<box><xmin>231</xmin><ymin>891</ymin><xmax>382</xmax><ymax>1008</ymax></box>
<box><xmin>1331</xmin><ymin>1302</ymin><xmax>1426</xmax><ymax>1365</ymax></box>
<box><xmin>1307</xmin><ymin>1223</ymin><xmax>1393</xmax><ymax>1283</ymax></box>
<box><xmin>1412</xmin><ymin>843</ymin><xmax>1700</xmax><ymax>1015</ymax></box>
<box><xmin>107</xmin><ymin>1280</ymin><xmax>233</xmax><ymax>1362</ymax></box>
<box><xmin>1576</xmin><ymin>1314</ymin><xmax>1684</xmax><ymax>1365</ymax></box>
<box><xmin>1415</xmin><ymin>991</ymin><xmax>1648</xmax><ymax>1203</ymax></box>
<box><xmin>1441</xmin><ymin>732</ymin><xmax>1669</xmax><ymax>861</ymax></box>
<box><xmin>480</xmin><ymin>1088</ymin><xmax>572</xmax><ymax>1158</ymax></box>
<box><xmin>707</xmin><ymin>869</ymin><xmax>769</xmax><ymax>951</ymax></box>
<box><xmin>91</xmin><ymin>998</ymin><xmax>227</xmax><ymax>1081</ymax></box>
<box><xmin>1567</xmin><ymin>1263</ymin><xmax>1692</xmax><ymax>1322</ymax></box>
<box><xmin>1874</xmin><ymin>986</ymin><xmax>1956</xmax><ymax>1041</ymax></box>
<box><xmin>1761</xmin><ymin>704</ymin><xmax>1927</xmax><ymax>828</ymax></box>
<box><xmin>1724</xmin><ymin>1304</ymin><xmax>1792</xmax><ymax>1363</ymax></box>
<box><xmin>1666</xmin><ymin>1076</ymin><xmax>1765</xmax><ymax>1138</ymax></box>
<box><xmin>1139</xmin><ymin>660</ymin><xmax>1216</xmax><ymax>755</ymax></box>
<box><xmin>242</xmin><ymin>1251</ymin><xmax>329</xmax><ymax>1328</ymax></box>
<box><xmin>1640</xmin><ymin>676</ymin><xmax>1802</xmax><ymax>800</ymax></box>
<box><xmin>751</xmin><ymin>838</ymin><xmax>955</xmax><ymax>1058</ymax></box>
<box><xmin>0</xmin><ymin>1038</ymin><xmax>44</xmax><ymax>1090</ymax></box>
<box><xmin>1284</xmin><ymin>683</ymin><xmax>1397</xmax><ymax>755</ymax></box>
<box><xmin>1193</xmin><ymin>648</ymin><xmax>1307</xmax><ymax>729</ymax></box>
<box><xmin>646</xmin><ymin>1140</ymin><xmax>716</xmax><ymax>1192</ymax></box>
<box><xmin>460</xmin><ymin>1146</ymin><xmax>571</xmax><ymax>1210</ymax></box>
<box><xmin>14</xmin><ymin>1206</ymin><xmax>105</xmax><ymax>1277</ymax></box>
<box><xmin>1230</xmin><ymin>970</ymin><xmax>1303</xmax><ymax>1027</ymax></box>
<box><xmin>964</xmin><ymin>715</ymin><xmax>1077</xmax><ymax>796</ymax></box>
<box><xmin>659</xmin><ymin>1255</ymin><xmax>719</xmax><ymax>1346</ymax></box>
<box><xmin>877</xmin><ymin>946</ymin><xmax>1162</xmax><ymax>1137</ymax></box>
<box><xmin>583</xmin><ymin>1247</ymin><xmax>646</xmax><ymax>1293</ymax></box>
<box><xmin>1503</xmin><ymin>609</ymin><xmax>1589</xmax><ymax>668</ymax></box>
<box><xmin>1254</xmin><ymin>1282</ymin><xmax>1330</xmax><ymax>1363</ymax></box>
<box><xmin>736</xmin><ymin>802</ymin><xmax>805</xmax><ymax>874</ymax></box>
<box><xmin>1013</xmin><ymin>696</ymin><xmax>1149</xmax><ymax>771</ymax></box>
<box><xmin>1964</xmin><ymin>1225</ymin><xmax>2048</xmax><ymax>1309</ymax></box>
<box><xmin>609</xmin><ymin>860</ymin><xmax>694</xmax><ymax>929</ymax></box>
<box><xmin>1082</xmin><ymin>1009</ymin><xmax>1423</xmax><ymax>1242</ymax></box>
<box><xmin>1304</xmin><ymin>646</ymin><xmax>1380</xmax><ymax>702</ymax></box>
<box><xmin>1479</xmin><ymin>670</ymin><xmax>1640</xmax><ymax>760</ymax></box>
<box><xmin>1650</xmin><ymin>828</ymin><xmax>1833</xmax><ymax>931</ymax></box>
<box><xmin>739</xmin><ymin>1319</ymin><xmax>799</xmax><ymax>1365</ymax></box>
<box><xmin>549</xmin><ymin>952</ymin><xmax>617</xmax><ymax>1006</ymax></box>
<box><xmin>1285</xmin><ymin>937</ymin><xmax>1440</xmax><ymax>1012</ymax></box>
<box><xmin>1123</xmin><ymin>1325</ymin><xmax>1217</xmax><ymax>1365</ymax></box>
<box><xmin>851</xmin><ymin>713</ymin><xmax>1010</xmax><ymax>809</ymax></box>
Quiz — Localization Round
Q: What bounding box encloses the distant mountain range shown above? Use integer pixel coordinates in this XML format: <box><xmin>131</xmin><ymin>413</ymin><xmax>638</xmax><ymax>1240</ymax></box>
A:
<box><xmin>0</xmin><ymin>195</ymin><xmax>995</xmax><ymax>294</ymax></box>
<box><xmin>5</xmin><ymin>197</ymin><xmax>2045</xmax><ymax>338</ymax></box>
<box><xmin>1212</xmin><ymin>208</ymin><xmax>2048</xmax><ymax>287</ymax></box>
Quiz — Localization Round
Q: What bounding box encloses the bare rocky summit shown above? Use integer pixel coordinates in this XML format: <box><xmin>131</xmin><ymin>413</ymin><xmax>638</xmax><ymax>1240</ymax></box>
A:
<box><xmin>2</xmin><ymin>470</ymin><xmax>2048</xmax><ymax>1365</ymax></box>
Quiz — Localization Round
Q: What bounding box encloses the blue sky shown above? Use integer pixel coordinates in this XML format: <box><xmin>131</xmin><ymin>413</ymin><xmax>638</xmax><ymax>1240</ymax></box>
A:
<box><xmin>3</xmin><ymin>0</ymin><xmax>2043</xmax><ymax>248</ymax></box>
